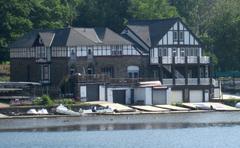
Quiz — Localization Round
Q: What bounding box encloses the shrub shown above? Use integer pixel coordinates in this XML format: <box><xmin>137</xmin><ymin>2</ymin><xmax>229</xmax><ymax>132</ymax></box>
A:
<box><xmin>41</xmin><ymin>95</ymin><xmax>53</xmax><ymax>107</ymax></box>
<box><xmin>32</xmin><ymin>95</ymin><xmax>53</xmax><ymax>107</ymax></box>
<box><xmin>54</xmin><ymin>98</ymin><xmax>74</xmax><ymax>108</ymax></box>
<box><xmin>222</xmin><ymin>98</ymin><xmax>240</xmax><ymax>107</ymax></box>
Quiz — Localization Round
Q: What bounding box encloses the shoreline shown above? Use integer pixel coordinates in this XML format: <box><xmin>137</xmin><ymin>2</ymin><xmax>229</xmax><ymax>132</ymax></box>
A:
<box><xmin>1</xmin><ymin>111</ymin><xmax>240</xmax><ymax>131</ymax></box>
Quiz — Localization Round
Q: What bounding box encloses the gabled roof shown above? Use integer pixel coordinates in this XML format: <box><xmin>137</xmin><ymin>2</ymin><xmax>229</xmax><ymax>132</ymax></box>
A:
<box><xmin>127</xmin><ymin>18</ymin><xmax>179</xmax><ymax>48</ymax></box>
<box><xmin>9</xmin><ymin>27</ymin><xmax>133</xmax><ymax>48</ymax></box>
<box><xmin>39</xmin><ymin>32</ymin><xmax>55</xmax><ymax>47</ymax></box>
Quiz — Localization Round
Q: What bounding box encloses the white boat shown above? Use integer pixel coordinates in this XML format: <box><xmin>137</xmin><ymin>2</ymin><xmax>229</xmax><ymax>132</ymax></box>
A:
<box><xmin>27</xmin><ymin>108</ymin><xmax>49</xmax><ymax>115</ymax></box>
<box><xmin>27</xmin><ymin>109</ymin><xmax>38</xmax><ymax>115</ymax></box>
<box><xmin>37</xmin><ymin>109</ymin><xmax>48</xmax><ymax>115</ymax></box>
<box><xmin>56</xmin><ymin>104</ymin><xmax>80</xmax><ymax>115</ymax></box>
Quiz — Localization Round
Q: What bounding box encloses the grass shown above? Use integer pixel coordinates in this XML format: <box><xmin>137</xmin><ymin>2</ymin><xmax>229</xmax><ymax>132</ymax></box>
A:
<box><xmin>0</xmin><ymin>76</ymin><xmax>10</xmax><ymax>81</ymax></box>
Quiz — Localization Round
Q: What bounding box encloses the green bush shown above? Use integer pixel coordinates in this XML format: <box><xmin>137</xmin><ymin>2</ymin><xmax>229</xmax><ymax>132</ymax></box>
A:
<box><xmin>32</xmin><ymin>95</ymin><xmax>53</xmax><ymax>107</ymax></box>
<box><xmin>54</xmin><ymin>98</ymin><xmax>74</xmax><ymax>108</ymax></box>
<box><xmin>32</xmin><ymin>97</ymin><xmax>42</xmax><ymax>105</ymax></box>
<box><xmin>41</xmin><ymin>95</ymin><xmax>53</xmax><ymax>107</ymax></box>
<box><xmin>222</xmin><ymin>98</ymin><xmax>240</xmax><ymax>107</ymax></box>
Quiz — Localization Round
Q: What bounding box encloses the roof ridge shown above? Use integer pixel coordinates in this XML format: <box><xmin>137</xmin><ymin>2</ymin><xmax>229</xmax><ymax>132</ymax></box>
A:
<box><xmin>128</xmin><ymin>17</ymin><xmax>180</xmax><ymax>24</ymax></box>
<box><xmin>67</xmin><ymin>28</ymin><xmax>96</xmax><ymax>45</ymax></box>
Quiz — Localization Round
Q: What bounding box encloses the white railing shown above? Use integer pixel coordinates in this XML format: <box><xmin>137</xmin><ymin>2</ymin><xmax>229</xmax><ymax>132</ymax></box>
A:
<box><xmin>175</xmin><ymin>79</ymin><xmax>185</xmax><ymax>85</ymax></box>
<box><xmin>162</xmin><ymin>78</ymin><xmax>212</xmax><ymax>85</ymax></box>
<box><xmin>213</xmin><ymin>79</ymin><xmax>219</xmax><ymax>87</ymax></box>
<box><xmin>162</xmin><ymin>56</ymin><xmax>172</xmax><ymax>64</ymax></box>
<box><xmin>188</xmin><ymin>78</ymin><xmax>198</xmax><ymax>85</ymax></box>
<box><xmin>200</xmin><ymin>56</ymin><xmax>210</xmax><ymax>64</ymax></box>
<box><xmin>175</xmin><ymin>57</ymin><xmax>185</xmax><ymax>64</ymax></box>
<box><xmin>162</xmin><ymin>79</ymin><xmax>173</xmax><ymax>85</ymax></box>
<box><xmin>200</xmin><ymin>78</ymin><xmax>210</xmax><ymax>85</ymax></box>
<box><xmin>187</xmin><ymin>56</ymin><xmax>198</xmax><ymax>63</ymax></box>
<box><xmin>150</xmin><ymin>57</ymin><xmax>158</xmax><ymax>64</ymax></box>
<box><xmin>157</xmin><ymin>56</ymin><xmax>210</xmax><ymax>64</ymax></box>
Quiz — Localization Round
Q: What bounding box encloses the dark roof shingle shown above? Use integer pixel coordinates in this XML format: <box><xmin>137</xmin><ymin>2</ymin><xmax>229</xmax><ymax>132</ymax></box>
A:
<box><xmin>127</xmin><ymin>18</ymin><xmax>179</xmax><ymax>47</ymax></box>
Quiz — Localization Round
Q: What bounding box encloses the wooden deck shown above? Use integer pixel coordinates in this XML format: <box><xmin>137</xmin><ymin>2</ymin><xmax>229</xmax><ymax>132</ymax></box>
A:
<box><xmin>87</xmin><ymin>101</ymin><xmax>135</xmax><ymax>112</ymax></box>
<box><xmin>0</xmin><ymin>103</ymin><xmax>10</xmax><ymax>108</ymax></box>
<box><xmin>182</xmin><ymin>102</ymin><xmax>239</xmax><ymax>111</ymax></box>
<box><xmin>131</xmin><ymin>105</ymin><xmax>169</xmax><ymax>112</ymax></box>
<box><xmin>0</xmin><ymin>113</ymin><xmax>7</xmax><ymax>118</ymax></box>
<box><xmin>155</xmin><ymin>105</ymin><xmax>190</xmax><ymax>111</ymax></box>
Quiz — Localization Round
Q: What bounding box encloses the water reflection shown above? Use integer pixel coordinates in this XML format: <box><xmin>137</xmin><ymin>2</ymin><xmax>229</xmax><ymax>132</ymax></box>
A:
<box><xmin>3</xmin><ymin>122</ymin><xmax>240</xmax><ymax>132</ymax></box>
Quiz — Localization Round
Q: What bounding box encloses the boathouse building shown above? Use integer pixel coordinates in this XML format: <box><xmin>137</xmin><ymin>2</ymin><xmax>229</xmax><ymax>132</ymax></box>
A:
<box><xmin>9</xmin><ymin>18</ymin><xmax>219</xmax><ymax>104</ymax></box>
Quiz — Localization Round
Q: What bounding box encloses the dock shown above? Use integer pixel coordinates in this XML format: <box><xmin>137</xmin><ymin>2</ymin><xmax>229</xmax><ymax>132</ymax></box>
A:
<box><xmin>0</xmin><ymin>113</ymin><xmax>7</xmax><ymax>118</ymax></box>
<box><xmin>0</xmin><ymin>103</ymin><xmax>10</xmax><ymax>109</ymax></box>
<box><xmin>182</xmin><ymin>102</ymin><xmax>239</xmax><ymax>111</ymax></box>
<box><xmin>131</xmin><ymin>105</ymin><xmax>169</xmax><ymax>112</ymax></box>
<box><xmin>154</xmin><ymin>105</ymin><xmax>190</xmax><ymax>111</ymax></box>
<box><xmin>87</xmin><ymin>101</ymin><xmax>135</xmax><ymax>112</ymax></box>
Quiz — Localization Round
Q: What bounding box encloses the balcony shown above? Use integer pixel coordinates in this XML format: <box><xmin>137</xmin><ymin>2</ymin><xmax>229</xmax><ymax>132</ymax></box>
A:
<box><xmin>150</xmin><ymin>56</ymin><xmax>210</xmax><ymax>65</ymax></box>
<box><xmin>75</xmin><ymin>74</ymin><xmax>155</xmax><ymax>84</ymax></box>
<box><xmin>162</xmin><ymin>78</ymin><xmax>211</xmax><ymax>86</ymax></box>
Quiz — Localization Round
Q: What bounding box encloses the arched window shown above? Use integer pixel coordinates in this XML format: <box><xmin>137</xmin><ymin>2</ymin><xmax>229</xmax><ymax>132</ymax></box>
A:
<box><xmin>127</xmin><ymin>66</ymin><xmax>139</xmax><ymax>78</ymax></box>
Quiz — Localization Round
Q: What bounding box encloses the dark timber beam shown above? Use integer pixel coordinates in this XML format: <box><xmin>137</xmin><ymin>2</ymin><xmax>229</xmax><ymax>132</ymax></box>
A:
<box><xmin>172</xmin><ymin>57</ymin><xmax>176</xmax><ymax>85</ymax></box>
<box><xmin>158</xmin><ymin>57</ymin><xmax>163</xmax><ymax>83</ymax></box>
<box><xmin>184</xmin><ymin>56</ymin><xmax>188</xmax><ymax>85</ymax></box>
<box><xmin>197</xmin><ymin>56</ymin><xmax>200</xmax><ymax>85</ymax></box>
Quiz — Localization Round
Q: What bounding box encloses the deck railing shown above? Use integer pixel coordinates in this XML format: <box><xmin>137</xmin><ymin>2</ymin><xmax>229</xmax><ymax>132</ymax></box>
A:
<box><xmin>150</xmin><ymin>56</ymin><xmax>210</xmax><ymax>65</ymax></box>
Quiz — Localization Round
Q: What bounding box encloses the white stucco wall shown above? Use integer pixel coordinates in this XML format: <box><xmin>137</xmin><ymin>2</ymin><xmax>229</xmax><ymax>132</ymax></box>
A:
<box><xmin>134</xmin><ymin>87</ymin><xmax>152</xmax><ymax>105</ymax></box>
<box><xmin>99</xmin><ymin>85</ymin><xmax>106</xmax><ymax>101</ymax></box>
<box><xmin>145</xmin><ymin>87</ymin><xmax>152</xmax><ymax>105</ymax></box>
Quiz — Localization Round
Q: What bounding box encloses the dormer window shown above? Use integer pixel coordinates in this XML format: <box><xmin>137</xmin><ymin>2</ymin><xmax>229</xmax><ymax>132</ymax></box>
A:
<box><xmin>88</xmin><ymin>49</ymin><xmax>92</xmax><ymax>55</ymax></box>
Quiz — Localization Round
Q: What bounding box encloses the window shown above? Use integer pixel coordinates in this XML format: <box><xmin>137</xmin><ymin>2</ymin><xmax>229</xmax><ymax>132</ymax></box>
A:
<box><xmin>159</xmin><ymin>48</ymin><xmax>168</xmax><ymax>56</ymax></box>
<box><xmin>127</xmin><ymin>66</ymin><xmax>139</xmax><ymax>78</ymax></box>
<box><xmin>172</xmin><ymin>48</ymin><xmax>177</xmax><ymax>57</ymax></box>
<box><xmin>41</xmin><ymin>64</ymin><xmax>50</xmax><ymax>83</ymax></box>
<box><xmin>111</xmin><ymin>45</ymin><xmax>123</xmax><ymax>56</ymax></box>
<box><xmin>88</xmin><ymin>49</ymin><xmax>92</xmax><ymax>55</ymax></box>
<box><xmin>173</xmin><ymin>31</ymin><xmax>178</xmax><ymax>41</ymax></box>
<box><xmin>179</xmin><ymin>31</ymin><xmax>184</xmax><ymax>41</ymax></box>
<box><xmin>101</xmin><ymin>67</ymin><xmax>114</xmax><ymax>77</ymax></box>
<box><xmin>70</xmin><ymin>48</ymin><xmax>76</xmax><ymax>59</ymax></box>
<box><xmin>180</xmin><ymin>48</ymin><xmax>185</xmax><ymax>57</ymax></box>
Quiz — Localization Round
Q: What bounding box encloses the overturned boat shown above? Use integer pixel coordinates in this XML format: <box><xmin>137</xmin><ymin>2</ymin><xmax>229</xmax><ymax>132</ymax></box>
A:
<box><xmin>56</xmin><ymin>104</ymin><xmax>80</xmax><ymax>115</ymax></box>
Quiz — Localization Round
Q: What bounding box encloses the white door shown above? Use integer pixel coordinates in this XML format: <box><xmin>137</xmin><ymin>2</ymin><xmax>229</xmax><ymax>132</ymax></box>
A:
<box><xmin>189</xmin><ymin>90</ymin><xmax>203</xmax><ymax>103</ymax></box>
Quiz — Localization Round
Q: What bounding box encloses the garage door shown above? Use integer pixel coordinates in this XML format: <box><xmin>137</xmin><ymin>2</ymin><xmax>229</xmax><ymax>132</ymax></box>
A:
<box><xmin>169</xmin><ymin>90</ymin><xmax>183</xmax><ymax>104</ymax></box>
<box><xmin>189</xmin><ymin>90</ymin><xmax>203</xmax><ymax>103</ymax></box>
<box><xmin>86</xmin><ymin>84</ymin><xmax>99</xmax><ymax>101</ymax></box>
<box><xmin>112</xmin><ymin>90</ymin><xmax>126</xmax><ymax>104</ymax></box>
<box><xmin>152</xmin><ymin>90</ymin><xmax>166</xmax><ymax>105</ymax></box>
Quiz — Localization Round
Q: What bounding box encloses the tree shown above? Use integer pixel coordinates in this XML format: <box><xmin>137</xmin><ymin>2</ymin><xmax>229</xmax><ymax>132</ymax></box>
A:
<box><xmin>208</xmin><ymin>0</ymin><xmax>240</xmax><ymax>71</ymax></box>
<box><xmin>0</xmin><ymin>0</ymin><xmax>33</xmax><ymax>62</ymax></box>
<box><xmin>130</xmin><ymin>0</ymin><xmax>178</xmax><ymax>19</ymax></box>
<box><xmin>73</xmin><ymin>0</ymin><xmax>131</xmax><ymax>32</ymax></box>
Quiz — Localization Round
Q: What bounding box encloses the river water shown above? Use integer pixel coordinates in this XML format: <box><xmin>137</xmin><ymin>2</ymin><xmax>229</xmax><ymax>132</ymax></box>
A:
<box><xmin>1</xmin><ymin>123</ymin><xmax>240</xmax><ymax>148</ymax></box>
<box><xmin>1</xmin><ymin>111</ymin><xmax>240</xmax><ymax>148</ymax></box>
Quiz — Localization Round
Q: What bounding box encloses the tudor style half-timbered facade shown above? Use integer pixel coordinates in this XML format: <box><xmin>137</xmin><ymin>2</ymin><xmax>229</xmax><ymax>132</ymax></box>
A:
<box><xmin>122</xmin><ymin>18</ymin><xmax>215</xmax><ymax>103</ymax></box>
<box><xmin>9</xmin><ymin>18</ymin><xmax>218</xmax><ymax>104</ymax></box>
